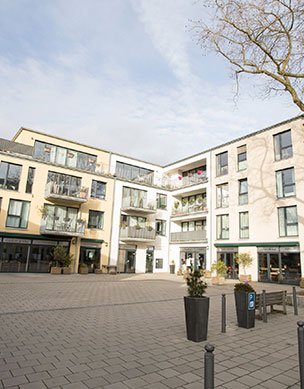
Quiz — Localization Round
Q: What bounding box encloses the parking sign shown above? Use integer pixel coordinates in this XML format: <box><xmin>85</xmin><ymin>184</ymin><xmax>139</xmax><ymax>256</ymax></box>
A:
<box><xmin>248</xmin><ymin>292</ymin><xmax>255</xmax><ymax>310</ymax></box>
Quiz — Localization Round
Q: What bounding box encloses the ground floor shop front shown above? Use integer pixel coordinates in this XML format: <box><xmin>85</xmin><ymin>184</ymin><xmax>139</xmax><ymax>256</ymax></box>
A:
<box><xmin>215</xmin><ymin>243</ymin><xmax>301</xmax><ymax>285</ymax></box>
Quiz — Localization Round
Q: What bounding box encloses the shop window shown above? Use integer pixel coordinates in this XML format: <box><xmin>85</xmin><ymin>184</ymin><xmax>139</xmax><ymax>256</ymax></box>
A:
<box><xmin>155</xmin><ymin>258</ymin><xmax>163</xmax><ymax>269</ymax></box>
<box><xmin>91</xmin><ymin>180</ymin><xmax>106</xmax><ymax>200</ymax></box>
<box><xmin>274</xmin><ymin>130</ymin><xmax>293</xmax><ymax>161</ymax></box>
<box><xmin>216</xmin><ymin>151</ymin><xmax>228</xmax><ymax>176</ymax></box>
<box><xmin>6</xmin><ymin>199</ymin><xmax>30</xmax><ymax>229</ymax></box>
<box><xmin>239</xmin><ymin>211</ymin><xmax>249</xmax><ymax>238</ymax></box>
<box><xmin>216</xmin><ymin>183</ymin><xmax>229</xmax><ymax>208</ymax></box>
<box><xmin>216</xmin><ymin>214</ymin><xmax>229</xmax><ymax>239</ymax></box>
<box><xmin>156</xmin><ymin>220</ymin><xmax>166</xmax><ymax>236</ymax></box>
<box><xmin>237</xmin><ymin>145</ymin><xmax>247</xmax><ymax>171</ymax></box>
<box><xmin>0</xmin><ymin>162</ymin><xmax>22</xmax><ymax>191</ymax></box>
<box><xmin>156</xmin><ymin>193</ymin><xmax>167</xmax><ymax>209</ymax></box>
<box><xmin>278</xmin><ymin>206</ymin><xmax>298</xmax><ymax>237</ymax></box>
<box><xmin>25</xmin><ymin>167</ymin><xmax>35</xmax><ymax>194</ymax></box>
<box><xmin>276</xmin><ymin>167</ymin><xmax>295</xmax><ymax>198</ymax></box>
<box><xmin>88</xmin><ymin>210</ymin><xmax>104</xmax><ymax>229</ymax></box>
<box><xmin>239</xmin><ymin>178</ymin><xmax>248</xmax><ymax>205</ymax></box>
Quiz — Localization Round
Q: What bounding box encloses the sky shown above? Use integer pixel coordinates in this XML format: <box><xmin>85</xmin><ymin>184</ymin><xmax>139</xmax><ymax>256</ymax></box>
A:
<box><xmin>0</xmin><ymin>0</ymin><xmax>300</xmax><ymax>165</ymax></box>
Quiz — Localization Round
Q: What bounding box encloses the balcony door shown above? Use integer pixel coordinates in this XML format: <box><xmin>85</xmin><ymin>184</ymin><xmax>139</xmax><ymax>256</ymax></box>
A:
<box><xmin>217</xmin><ymin>252</ymin><xmax>238</xmax><ymax>279</ymax></box>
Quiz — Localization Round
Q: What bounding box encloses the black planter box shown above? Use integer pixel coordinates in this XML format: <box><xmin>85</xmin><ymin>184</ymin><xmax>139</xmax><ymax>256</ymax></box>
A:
<box><xmin>184</xmin><ymin>296</ymin><xmax>209</xmax><ymax>342</ymax></box>
<box><xmin>234</xmin><ymin>290</ymin><xmax>255</xmax><ymax>329</ymax></box>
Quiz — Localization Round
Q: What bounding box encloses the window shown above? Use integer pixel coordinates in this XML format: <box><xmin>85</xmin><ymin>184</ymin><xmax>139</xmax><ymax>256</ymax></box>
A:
<box><xmin>216</xmin><ymin>152</ymin><xmax>228</xmax><ymax>176</ymax></box>
<box><xmin>155</xmin><ymin>258</ymin><xmax>163</xmax><ymax>269</ymax></box>
<box><xmin>88</xmin><ymin>210</ymin><xmax>104</xmax><ymax>229</ymax></box>
<box><xmin>182</xmin><ymin>165</ymin><xmax>206</xmax><ymax>177</ymax></box>
<box><xmin>116</xmin><ymin>162</ymin><xmax>153</xmax><ymax>184</ymax></box>
<box><xmin>91</xmin><ymin>180</ymin><xmax>106</xmax><ymax>199</ymax></box>
<box><xmin>182</xmin><ymin>220</ymin><xmax>206</xmax><ymax>232</ymax></box>
<box><xmin>216</xmin><ymin>183</ymin><xmax>229</xmax><ymax>208</ymax></box>
<box><xmin>274</xmin><ymin>130</ymin><xmax>293</xmax><ymax>161</ymax></box>
<box><xmin>237</xmin><ymin>145</ymin><xmax>247</xmax><ymax>171</ymax></box>
<box><xmin>276</xmin><ymin>168</ymin><xmax>295</xmax><ymax>198</ymax></box>
<box><xmin>239</xmin><ymin>179</ymin><xmax>248</xmax><ymax>205</ymax></box>
<box><xmin>156</xmin><ymin>193</ymin><xmax>167</xmax><ymax>209</ymax></box>
<box><xmin>44</xmin><ymin>204</ymin><xmax>78</xmax><ymax>232</ymax></box>
<box><xmin>216</xmin><ymin>214</ymin><xmax>229</xmax><ymax>239</ymax></box>
<box><xmin>25</xmin><ymin>167</ymin><xmax>35</xmax><ymax>194</ymax></box>
<box><xmin>47</xmin><ymin>171</ymin><xmax>81</xmax><ymax>197</ymax></box>
<box><xmin>122</xmin><ymin>187</ymin><xmax>147</xmax><ymax>208</ymax></box>
<box><xmin>156</xmin><ymin>220</ymin><xmax>166</xmax><ymax>236</ymax></box>
<box><xmin>239</xmin><ymin>212</ymin><xmax>249</xmax><ymax>238</ymax></box>
<box><xmin>278</xmin><ymin>206</ymin><xmax>298</xmax><ymax>237</ymax></box>
<box><xmin>6</xmin><ymin>200</ymin><xmax>30</xmax><ymax>229</ymax></box>
<box><xmin>0</xmin><ymin>162</ymin><xmax>22</xmax><ymax>191</ymax></box>
<box><xmin>181</xmin><ymin>193</ymin><xmax>206</xmax><ymax>213</ymax></box>
<box><xmin>129</xmin><ymin>215</ymin><xmax>146</xmax><ymax>228</ymax></box>
<box><xmin>33</xmin><ymin>141</ymin><xmax>97</xmax><ymax>172</ymax></box>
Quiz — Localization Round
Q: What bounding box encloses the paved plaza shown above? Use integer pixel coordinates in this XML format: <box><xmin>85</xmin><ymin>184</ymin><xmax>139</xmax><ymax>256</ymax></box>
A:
<box><xmin>0</xmin><ymin>273</ymin><xmax>302</xmax><ymax>389</ymax></box>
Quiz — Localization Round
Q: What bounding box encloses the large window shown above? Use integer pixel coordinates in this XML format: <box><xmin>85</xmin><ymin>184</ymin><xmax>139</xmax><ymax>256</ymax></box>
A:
<box><xmin>182</xmin><ymin>220</ymin><xmax>206</xmax><ymax>232</ymax></box>
<box><xmin>156</xmin><ymin>193</ymin><xmax>167</xmax><ymax>210</ymax></box>
<box><xmin>116</xmin><ymin>161</ymin><xmax>153</xmax><ymax>184</ymax></box>
<box><xmin>44</xmin><ymin>204</ymin><xmax>78</xmax><ymax>232</ymax></box>
<box><xmin>216</xmin><ymin>183</ymin><xmax>229</xmax><ymax>208</ymax></box>
<box><xmin>156</xmin><ymin>220</ymin><xmax>166</xmax><ymax>236</ymax></box>
<box><xmin>47</xmin><ymin>171</ymin><xmax>81</xmax><ymax>197</ymax></box>
<box><xmin>278</xmin><ymin>206</ymin><xmax>298</xmax><ymax>237</ymax></box>
<box><xmin>121</xmin><ymin>215</ymin><xmax>146</xmax><ymax>228</ymax></box>
<box><xmin>239</xmin><ymin>179</ymin><xmax>248</xmax><ymax>205</ymax></box>
<box><xmin>276</xmin><ymin>168</ymin><xmax>295</xmax><ymax>198</ymax></box>
<box><xmin>0</xmin><ymin>162</ymin><xmax>22</xmax><ymax>191</ymax></box>
<box><xmin>91</xmin><ymin>180</ymin><xmax>106</xmax><ymax>200</ymax></box>
<box><xmin>237</xmin><ymin>145</ymin><xmax>247</xmax><ymax>171</ymax></box>
<box><xmin>6</xmin><ymin>200</ymin><xmax>30</xmax><ymax>229</ymax></box>
<box><xmin>182</xmin><ymin>165</ymin><xmax>206</xmax><ymax>177</ymax></box>
<box><xmin>216</xmin><ymin>214</ymin><xmax>229</xmax><ymax>239</ymax></box>
<box><xmin>216</xmin><ymin>152</ymin><xmax>228</xmax><ymax>176</ymax></box>
<box><xmin>25</xmin><ymin>167</ymin><xmax>35</xmax><ymax>194</ymax></box>
<box><xmin>122</xmin><ymin>187</ymin><xmax>147</xmax><ymax>208</ymax></box>
<box><xmin>181</xmin><ymin>193</ymin><xmax>206</xmax><ymax>213</ymax></box>
<box><xmin>239</xmin><ymin>212</ymin><xmax>249</xmax><ymax>239</ymax></box>
<box><xmin>88</xmin><ymin>210</ymin><xmax>104</xmax><ymax>229</ymax></box>
<box><xmin>274</xmin><ymin>130</ymin><xmax>293</xmax><ymax>161</ymax></box>
<box><xmin>34</xmin><ymin>141</ymin><xmax>97</xmax><ymax>172</ymax></box>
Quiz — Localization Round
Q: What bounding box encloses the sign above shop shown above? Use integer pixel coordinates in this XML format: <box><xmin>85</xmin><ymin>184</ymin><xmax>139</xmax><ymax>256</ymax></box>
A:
<box><xmin>3</xmin><ymin>238</ymin><xmax>31</xmax><ymax>244</ymax></box>
<box><xmin>257</xmin><ymin>246</ymin><xmax>279</xmax><ymax>253</ymax></box>
<box><xmin>217</xmin><ymin>246</ymin><xmax>238</xmax><ymax>253</ymax></box>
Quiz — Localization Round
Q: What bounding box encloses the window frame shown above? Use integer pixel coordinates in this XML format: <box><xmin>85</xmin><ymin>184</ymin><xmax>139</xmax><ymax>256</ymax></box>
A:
<box><xmin>216</xmin><ymin>183</ymin><xmax>229</xmax><ymax>208</ymax></box>
<box><xmin>216</xmin><ymin>151</ymin><xmax>228</xmax><ymax>176</ymax></box>
<box><xmin>0</xmin><ymin>161</ymin><xmax>22</xmax><ymax>191</ymax></box>
<box><xmin>239</xmin><ymin>211</ymin><xmax>249</xmax><ymax>239</ymax></box>
<box><xmin>237</xmin><ymin>145</ymin><xmax>247</xmax><ymax>171</ymax></box>
<box><xmin>239</xmin><ymin>178</ymin><xmax>248</xmax><ymax>205</ymax></box>
<box><xmin>88</xmin><ymin>210</ymin><xmax>104</xmax><ymax>230</ymax></box>
<box><xmin>273</xmin><ymin>130</ymin><xmax>293</xmax><ymax>161</ymax></box>
<box><xmin>156</xmin><ymin>193</ymin><xmax>167</xmax><ymax>210</ymax></box>
<box><xmin>156</xmin><ymin>219</ymin><xmax>166</xmax><ymax>236</ymax></box>
<box><xmin>6</xmin><ymin>199</ymin><xmax>30</xmax><ymax>229</ymax></box>
<box><xmin>216</xmin><ymin>214</ymin><xmax>229</xmax><ymax>240</ymax></box>
<box><xmin>25</xmin><ymin>167</ymin><xmax>36</xmax><ymax>194</ymax></box>
<box><xmin>91</xmin><ymin>180</ymin><xmax>106</xmax><ymax>200</ymax></box>
<box><xmin>276</xmin><ymin>167</ymin><xmax>296</xmax><ymax>198</ymax></box>
<box><xmin>278</xmin><ymin>206</ymin><xmax>298</xmax><ymax>237</ymax></box>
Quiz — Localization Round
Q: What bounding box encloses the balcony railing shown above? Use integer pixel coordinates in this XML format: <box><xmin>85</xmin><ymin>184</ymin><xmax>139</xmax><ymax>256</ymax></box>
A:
<box><xmin>40</xmin><ymin>218</ymin><xmax>86</xmax><ymax>237</ymax></box>
<box><xmin>120</xmin><ymin>226</ymin><xmax>156</xmax><ymax>241</ymax></box>
<box><xmin>121</xmin><ymin>197</ymin><xmax>156</xmax><ymax>213</ymax></box>
<box><xmin>45</xmin><ymin>182</ymin><xmax>89</xmax><ymax>203</ymax></box>
<box><xmin>172</xmin><ymin>202</ymin><xmax>208</xmax><ymax>216</ymax></box>
<box><xmin>170</xmin><ymin>230</ymin><xmax>207</xmax><ymax>243</ymax></box>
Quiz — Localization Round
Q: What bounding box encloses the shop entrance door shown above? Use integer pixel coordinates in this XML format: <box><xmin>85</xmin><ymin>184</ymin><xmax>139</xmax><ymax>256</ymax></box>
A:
<box><xmin>258</xmin><ymin>253</ymin><xmax>280</xmax><ymax>283</ymax></box>
<box><xmin>80</xmin><ymin>248</ymin><xmax>100</xmax><ymax>273</ymax></box>
<box><xmin>125</xmin><ymin>250</ymin><xmax>136</xmax><ymax>273</ymax></box>
<box><xmin>146</xmin><ymin>249</ymin><xmax>154</xmax><ymax>273</ymax></box>
<box><xmin>217</xmin><ymin>252</ymin><xmax>238</xmax><ymax>279</ymax></box>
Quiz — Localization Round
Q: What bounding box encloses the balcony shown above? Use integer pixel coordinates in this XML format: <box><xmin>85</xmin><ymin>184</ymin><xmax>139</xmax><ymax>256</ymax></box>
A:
<box><xmin>172</xmin><ymin>202</ymin><xmax>208</xmax><ymax>218</ymax></box>
<box><xmin>120</xmin><ymin>226</ymin><xmax>156</xmax><ymax>242</ymax></box>
<box><xmin>40</xmin><ymin>218</ymin><xmax>86</xmax><ymax>237</ymax></box>
<box><xmin>170</xmin><ymin>230</ymin><xmax>207</xmax><ymax>243</ymax></box>
<box><xmin>45</xmin><ymin>182</ymin><xmax>89</xmax><ymax>204</ymax></box>
<box><xmin>121</xmin><ymin>197</ymin><xmax>156</xmax><ymax>214</ymax></box>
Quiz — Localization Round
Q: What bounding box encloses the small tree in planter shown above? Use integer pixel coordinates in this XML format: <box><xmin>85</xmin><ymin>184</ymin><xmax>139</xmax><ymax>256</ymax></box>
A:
<box><xmin>234</xmin><ymin>282</ymin><xmax>256</xmax><ymax>329</ymax></box>
<box><xmin>211</xmin><ymin>260</ymin><xmax>228</xmax><ymax>285</ymax></box>
<box><xmin>184</xmin><ymin>268</ymin><xmax>209</xmax><ymax>342</ymax></box>
<box><xmin>79</xmin><ymin>263</ymin><xmax>88</xmax><ymax>274</ymax></box>
<box><xmin>51</xmin><ymin>245</ymin><xmax>73</xmax><ymax>275</ymax></box>
<box><xmin>235</xmin><ymin>253</ymin><xmax>254</xmax><ymax>282</ymax></box>
<box><xmin>170</xmin><ymin>260</ymin><xmax>175</xmax><ymax>274</ymax></box>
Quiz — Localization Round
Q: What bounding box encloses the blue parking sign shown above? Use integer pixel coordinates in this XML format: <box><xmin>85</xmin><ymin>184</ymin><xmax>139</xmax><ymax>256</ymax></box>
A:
<box><xmin>248</xmin><ymin>292</ymin><xmax>255</xmax><ymax>310</ymax></box>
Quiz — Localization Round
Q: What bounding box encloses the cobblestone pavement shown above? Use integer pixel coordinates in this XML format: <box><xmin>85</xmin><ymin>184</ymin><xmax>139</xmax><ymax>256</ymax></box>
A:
<box><xmin>0</xmin><ymin>273</ymin><xmax>302</xmax><ymax>388</ymax></box>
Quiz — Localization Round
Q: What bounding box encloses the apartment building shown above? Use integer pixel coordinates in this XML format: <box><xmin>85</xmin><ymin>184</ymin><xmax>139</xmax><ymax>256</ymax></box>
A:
<box><xmin>0</xmin><ymin>115</ymin><xmax>303</xmax><ymax>285</ymax></box>
<box><xmin>0</xmin><ymin>128</ymin><xmax>114</xmax><ymax>273</ymax></box>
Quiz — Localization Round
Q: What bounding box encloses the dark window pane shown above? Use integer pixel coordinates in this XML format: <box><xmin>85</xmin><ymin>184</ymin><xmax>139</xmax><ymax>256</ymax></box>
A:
<box><xmin>25</xmin><ymin>167</ymin><xmax>35</xmax><ymax>193</ymax></box>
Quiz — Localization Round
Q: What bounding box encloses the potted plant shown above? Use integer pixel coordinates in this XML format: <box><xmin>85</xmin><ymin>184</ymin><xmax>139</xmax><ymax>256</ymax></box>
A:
<box><xmin>184</xmin><ymin>268</ymin><xmax>209</xmax><ymax>342</ymax></box>
<box><xmin>79</xmin><ymin>263</ymin><xmax>88</xmax><ymax>274</ymax></box>
<box><xmin>211</xmin><ymin>260</ymin><xmax>228</xmax><ymax>285</ymax></box>
<box><xmin>50</xmin><ymin>245</ymin><xmax>73</xmax><ymax>275</ymax></box>
<box><xmin>235</xmin><ymin>253</ymin><xmax>253</xmax><ymax>282</ymax></box>
<box><xmin>174</xmin><ymin>201</ymin><xmax>180</xmax><ymax>209</ymax></box>
<box><xmin>234</xmin><ymin>282</ymin><xmax>256</xmax><ymax>329</ymax></box>
<box><xmin>170</xmin><ymin>260</ymin><xmax>175</xmax><ymax>274</ymax></box>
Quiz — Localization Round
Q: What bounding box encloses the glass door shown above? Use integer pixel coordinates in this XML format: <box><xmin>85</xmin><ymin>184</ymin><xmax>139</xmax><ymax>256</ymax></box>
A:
<box><xmin>125</xmin><ymin>250</ymin><xmax>136</xmax><ymax>273</ymax></box>
<box><xmin>258</xmin><ymin>253</ymin><xmax>280</xmax><ymax>283</ymax></box>
<box><xmin>146</xmin><ymin>249</ymin><xmax>154</xmax><ymax>273</ymax></box>
<box><xmin>258</xmin><ymin>253</ymin><xmax>269</xmax><ymax>282</ymax></box>
<box><xmin>269</xmin><ymin>254</ymin><xmax>280</xmax><ymax>282</ymax></box>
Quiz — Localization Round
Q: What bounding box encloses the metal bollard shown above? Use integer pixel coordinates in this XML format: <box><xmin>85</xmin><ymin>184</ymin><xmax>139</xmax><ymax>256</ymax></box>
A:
<box><xmin>293</xmin><ymin>287</ymin><xmax>298</xmax><ymax>316</ymax></box>
<box><xmin>262</xmin><ymin>289</ymin><xmax>267</xmax><ymax>323</ymax></box>
<box><xmin>204</xmin><ymin>344</ymin><xmax>214</xmax><ymax>389</ymax></box>
<box><xmin>222</xmin><ymin>294</ymin><xmax>226</xmax><ymax>333</ymax></box>
<box><xmin>297</xmin><ymin>321</ymin><xmax>304</xmax><ymax>389</ymax></box>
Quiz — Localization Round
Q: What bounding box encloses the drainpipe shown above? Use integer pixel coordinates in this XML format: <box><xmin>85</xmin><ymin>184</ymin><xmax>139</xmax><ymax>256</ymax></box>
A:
<box><xmin>209</xmin><ymin>153</ymin><xmax>212</xmax><ymax>271</ymax></box>
<box><xmin>74</xmin><ymin>203</ymin><xmax>82</xmax><ymax>274</ymax></box>
<box><xmin>108</xmin><ymin>172</ymin><xmax>116</xmax><ymax>271</ymax></box>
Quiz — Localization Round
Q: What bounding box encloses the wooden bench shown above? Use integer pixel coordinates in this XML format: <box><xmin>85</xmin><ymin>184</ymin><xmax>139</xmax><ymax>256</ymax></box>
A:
<box><xmin>255</xmin><ymin>291</ymin><xmax>287</xmax><ymax>320</ymax></box>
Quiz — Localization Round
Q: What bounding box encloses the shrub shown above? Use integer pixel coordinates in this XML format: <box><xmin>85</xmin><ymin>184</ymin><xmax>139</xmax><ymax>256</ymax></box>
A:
<box><xmin>51</xmin><ymin>245</ymin><xmax>73</xmax><ymax>267</ymax></box>
<box><xmin>186</xmin><ymin>268</ymin><xmax>207</xmax><ymax>297</ymax></box>
<box><xmin>79</xmin><ymin>263</ymin><xmax>88</xmax><ymax>268</ymax></box>
<box><xmin>211</xmin><ymin>260</ymin><xmax>228</xmax><ymax>277</ymax></box>
<box><xmin>234</xmin><ymin>282</ymin><xmax>255</xmax><ymax>292</ymax></box>
<box><xmin>235</xmin><ymin>253</ymin><xmax>254</xmax><ymax>275</ymax></box>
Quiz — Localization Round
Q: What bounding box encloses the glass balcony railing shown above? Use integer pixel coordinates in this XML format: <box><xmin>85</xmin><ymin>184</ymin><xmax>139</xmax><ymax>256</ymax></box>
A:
<box><xmin>45</xmin><ymin>182</ymin><xmax>89</xmax><ymax>203</ymax></box>
<box><xmin>40</xmin><ymin>218</ymin><xmax>85</xmax><ymax>237</ymax></box>
<box><xmin>172</xmin><ymin>202</ymin><xmax>208</xmax><ymax>216</ymax></box>
<box><xmin>170</xmin><ymin>230</ymin><xmax>207</xmax><ymax>243</ymax></box>
<box><xmin>121</xmin><ymin>197</ymin><xmax>156</xmax><ymax>213</ymax></box>
<box><xmin>120</xmin><ymin>226</ymin><xmax>156</xmax><ymax>241</ymax></box>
